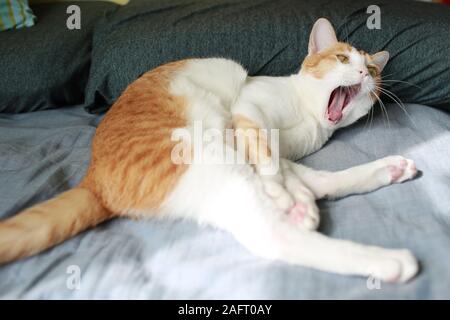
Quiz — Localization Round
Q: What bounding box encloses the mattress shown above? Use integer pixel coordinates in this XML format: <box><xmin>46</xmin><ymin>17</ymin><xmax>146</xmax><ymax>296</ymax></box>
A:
<box><xmin>0</xmin><ymin>103</ymin><xmax>449</xmax><ymax>299</ymax></box>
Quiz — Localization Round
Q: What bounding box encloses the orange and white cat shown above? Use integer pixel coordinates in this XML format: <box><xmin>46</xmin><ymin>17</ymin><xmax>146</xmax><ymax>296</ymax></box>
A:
<box><xmin>0</xmin><ymin>19</ymin><xmax>419</xmax><ymax>283</ymax></box>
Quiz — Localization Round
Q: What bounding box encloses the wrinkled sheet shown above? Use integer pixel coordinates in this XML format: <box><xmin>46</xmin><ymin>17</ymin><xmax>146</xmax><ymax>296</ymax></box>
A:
<box><xmin>0</xmin><ymin>104</ymin><xmax>449</xmax><ymax>299</ymax></box>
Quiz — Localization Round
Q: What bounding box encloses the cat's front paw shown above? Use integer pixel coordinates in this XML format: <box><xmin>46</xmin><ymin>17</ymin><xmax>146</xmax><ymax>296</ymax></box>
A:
<box><xmin>377</xmin><ymin>156</ymin><xmax>418</xmax><ymax>184</ymax></box>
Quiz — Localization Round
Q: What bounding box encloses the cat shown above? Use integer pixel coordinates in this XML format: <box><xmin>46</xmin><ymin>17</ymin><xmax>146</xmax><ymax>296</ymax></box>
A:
<box><xmin>0</xmin><ymin>18</ymin><xmax>419</xmax><ymax>283</ymax></box>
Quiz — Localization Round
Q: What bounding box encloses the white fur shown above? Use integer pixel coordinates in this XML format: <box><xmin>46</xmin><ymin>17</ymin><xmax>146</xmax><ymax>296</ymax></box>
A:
<box><xmin>157</xmin><ymin>19</ymin><xmax>419</xmax><ymax>283</ymax></box>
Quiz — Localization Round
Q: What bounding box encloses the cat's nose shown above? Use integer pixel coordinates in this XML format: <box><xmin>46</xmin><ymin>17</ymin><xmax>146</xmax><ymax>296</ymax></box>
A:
<box><xmin>359</xmin><ymin>70</ymin><xmax>368</xmax><ymax>77</ymax></box>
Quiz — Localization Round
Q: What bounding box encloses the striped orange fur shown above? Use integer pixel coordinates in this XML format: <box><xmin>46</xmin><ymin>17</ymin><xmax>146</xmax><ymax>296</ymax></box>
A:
<box><xmin>233</xmin><ymin>114</ymin><xmax>272</xmax><ymax>166</ymax></box>
<box><xmin>302</xmin><ymin>42</ymin><xmax>353</xmax><ymax>78</ymax></box>
<box><xmin>0</xmin><ymin>60</ymin><xmax>190</xmax><ymax>263</ymax></box>
<box><xmin>81</xmin><ymin>60</ymin><xmax>189</xmax><ymax>215</ymax></box>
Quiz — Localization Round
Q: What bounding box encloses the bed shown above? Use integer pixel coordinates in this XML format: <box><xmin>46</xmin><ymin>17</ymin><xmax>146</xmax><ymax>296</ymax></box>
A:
<box><xmin>0</xmin><ymin>0</ymin><xmax>449</xmax><ymax>299</ymax></box>
<box><xmin>0</xmin><ymin>103</ymin><xmax>449</xmax><ymax>298</ymax></box>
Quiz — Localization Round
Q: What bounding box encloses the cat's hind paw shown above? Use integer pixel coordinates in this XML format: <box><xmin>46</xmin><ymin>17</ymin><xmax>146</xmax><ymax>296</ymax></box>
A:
<box><xmin>284</xmin><ymin>171</ymin><xmax>320</xmax><ymax>230</ymax></box>
<box><xmin>366</xmin><ymin>248</ymin><xmax>419</xmax><ymax>283</ymax></box>
<box><xmin>260</xmin><ymin>164</ymin><xmax>320</xmax><ymax>231</ymax></box>
<box><xmin>288</xmin><ymin>202</ymin><xmax>319</xmax><ymax>230</ymax></box>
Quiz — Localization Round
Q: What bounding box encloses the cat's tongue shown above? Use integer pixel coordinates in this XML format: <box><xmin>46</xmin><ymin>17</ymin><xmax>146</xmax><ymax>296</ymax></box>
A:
<box><xmin>327</xmin><ymin>87</ymin><xmax>347</xmax><ymax>122</ymax></box>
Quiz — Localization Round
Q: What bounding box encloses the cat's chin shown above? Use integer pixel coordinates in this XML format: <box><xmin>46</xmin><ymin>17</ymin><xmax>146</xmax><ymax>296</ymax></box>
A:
<box><xmin>326</xmin><ymin>84</ymin><xmax>361</xmax><ymax>124</ymax></box>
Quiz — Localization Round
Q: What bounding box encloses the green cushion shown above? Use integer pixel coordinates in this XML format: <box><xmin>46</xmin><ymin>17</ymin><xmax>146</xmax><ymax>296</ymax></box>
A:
<box><xmin>0</xmin><ymin>1</ymin><xmax>117</xmax><ymax>113</ymax></box>
<box><xmin>2</xmin><ymin>0</ymin><xmax>449</xmax><ymax>114</ymax></box>
<box><xmin>85</xmin><ymin>0</ymin><xmax>450</xmax><ymax>113</ymax></box>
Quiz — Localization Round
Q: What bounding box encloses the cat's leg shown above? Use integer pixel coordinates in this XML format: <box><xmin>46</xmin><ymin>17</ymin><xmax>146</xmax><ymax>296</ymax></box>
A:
<box><xmin>264</xmin><ymin>159</ymin><xmax>320</xmax><ymax>230</ymax></box>
<box><xmin>285</xmin><ymin>156</ymin><xmax>417</xmax><ymax>199</ymax></box>
<box><xmin>231</xmin><ymin>113</ymin><xmax>320</xmax><ymax>230</ymax></box>
<box><xmin>161</xmin><ymin>162</ymin><xmax>419</xmax><ymax>283</ymax></box>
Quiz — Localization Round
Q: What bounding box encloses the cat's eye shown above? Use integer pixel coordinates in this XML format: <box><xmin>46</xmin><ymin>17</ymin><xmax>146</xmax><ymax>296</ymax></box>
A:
<box><xmin>336</xmin><ymin>54</ymin><xmax>349</xmax><ymax>64</ymax></box>
<box><xmin>367</xmin><ymin>65</ymin><xmax>378</xmax><ymax>77</ymax></box>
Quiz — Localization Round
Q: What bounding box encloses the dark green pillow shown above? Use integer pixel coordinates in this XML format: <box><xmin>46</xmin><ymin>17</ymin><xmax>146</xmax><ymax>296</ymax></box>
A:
<box><xmin>85</xmin><ymin>0</ymin><xmax>450</xmax><ymax>113</ymax></box>
<box><xmin>0</xmin><ymin>1</ymin><xmax>117</xmax><ymax>113</ymax></box>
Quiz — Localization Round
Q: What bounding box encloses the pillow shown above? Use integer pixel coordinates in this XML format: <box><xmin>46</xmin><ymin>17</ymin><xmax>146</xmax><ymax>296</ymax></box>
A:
<box><xmin>0</xmin><ymin>1</ymin><xmax>117</xmax><ymax>113</ymax></box>
<box><xmin>84</xmin><ymin>0</ymin><xmax>450</xmax><ymax>113</ymax></box>
<box><xmin>0</xmin><ymin>0</ymin><xmax>36</xmax><ymax>31</ymax></box>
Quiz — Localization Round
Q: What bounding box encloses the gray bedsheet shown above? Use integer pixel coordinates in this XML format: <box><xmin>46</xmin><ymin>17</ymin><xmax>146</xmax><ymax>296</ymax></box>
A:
<box><xmin>0</xmin><ymin>104</ymin><xmax>449</xmax><ymax>299</ymax></box>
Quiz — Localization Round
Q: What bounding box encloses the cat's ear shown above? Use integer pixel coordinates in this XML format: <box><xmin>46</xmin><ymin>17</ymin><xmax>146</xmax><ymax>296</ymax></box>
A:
<box><xmin>371</xmin><ymin>51</ymin><xmax>389</xmax><ymax>71</ymax></box>
<box><xmin>308</xmin><ymin>18</ymin><xmax>338</xmax><ymax>55</ymax></box>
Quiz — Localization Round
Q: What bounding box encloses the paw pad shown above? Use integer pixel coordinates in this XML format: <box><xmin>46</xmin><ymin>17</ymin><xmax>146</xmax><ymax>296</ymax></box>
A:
<box><xmin>399</xmin><ymin>159</ymin><xmax>407</xmax><ymax>169</ymax></box>
<box><xmin>389</xmin><ymin>165</ymin><xmax>404</xmax><ymax>182</ymax></box>
<box><xmin>289</xmin><ymin>202</ymin><xmax>307</xmax><ymax>222</ymax></box>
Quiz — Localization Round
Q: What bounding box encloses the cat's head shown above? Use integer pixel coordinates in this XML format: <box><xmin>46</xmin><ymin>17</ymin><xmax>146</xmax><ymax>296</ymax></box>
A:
<box><xmin>299</xmin><ymin>18</ymin><xmax>389</xmax><ymax>129</ymax></box>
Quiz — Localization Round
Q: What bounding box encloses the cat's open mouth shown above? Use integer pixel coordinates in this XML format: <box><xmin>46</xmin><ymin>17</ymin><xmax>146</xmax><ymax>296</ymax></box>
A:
<box><xmin>327</xmin><ymin>84</ymin><xmax>361</xmax><ymax>123</ymax></box>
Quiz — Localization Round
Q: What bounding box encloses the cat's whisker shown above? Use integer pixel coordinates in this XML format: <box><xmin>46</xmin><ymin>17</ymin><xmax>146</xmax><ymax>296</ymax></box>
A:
<box><xmin>379</xmin><ymin>79</ymin><xmax>422</xmax><ymax>89</ymax></box>
<box><xmin>379</xmin><ymin>72</ymin><xmax>394</xmax><ymax>78</ymax></box>
<box><xmin>372</xmin><ymin>90</ymin><xmax>390</xmax><ymax>128</ymax></box>
<box><xmin>365</xmin><ymin>94</ymin><xmax>377</xmax><ymax>130</ymax></box>
<box><xmin>364</xmin><ymin>94</ymin><xmax>375</xmax><ymax>129</ymax></box>
<box><xmin>368</xmin><ymin>91</ymin><xmax>376</xmax><ymax>129</ymax></box>
<box><xmin>370</xmin><ymin>99</ymin><xmax>375</xmax><ymax>129</ymax></box>
<box><xmin>375</xmin><ymin>86</ymin><xmax>417</xmax><ymax>127</ymax></box>
<box><xmin>378</xmin><ymin>71</ymin><xmax>406</xmax><ymax>80</ymax></box>
<box><xmin>379</xmin><ymin>97</ymin><xmax>391</xmax><ymax>129</ymax></box>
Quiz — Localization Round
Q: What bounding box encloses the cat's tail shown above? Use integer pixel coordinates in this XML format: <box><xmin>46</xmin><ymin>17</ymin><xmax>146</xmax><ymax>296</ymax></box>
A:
<box><xmin>0</xmin><ymin>188</ymin><xmax>113</xmax><ymax>264</ymax></box>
